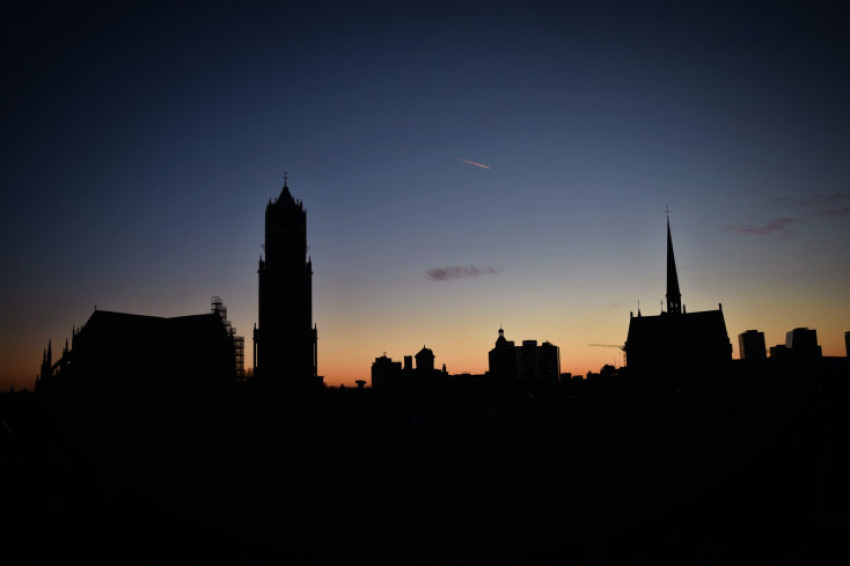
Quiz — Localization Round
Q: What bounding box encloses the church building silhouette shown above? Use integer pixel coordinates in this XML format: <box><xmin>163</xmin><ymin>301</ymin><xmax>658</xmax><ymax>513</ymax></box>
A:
<box><xmin>624</xmin><ymin>215</ymin><xmax>732</xmax><ymax>379</ymax></box>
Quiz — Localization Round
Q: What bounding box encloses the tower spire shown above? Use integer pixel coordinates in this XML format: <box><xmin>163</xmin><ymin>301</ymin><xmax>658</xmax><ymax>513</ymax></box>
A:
<box><xmin>666</xmin><ymin>209</ymin><xmax>682</xmax><ymax>315</ymax></box>
<box><xmin>279</xmin><ymin>171</ymin><xmax>293</xmax><ymax>201</ymax></box>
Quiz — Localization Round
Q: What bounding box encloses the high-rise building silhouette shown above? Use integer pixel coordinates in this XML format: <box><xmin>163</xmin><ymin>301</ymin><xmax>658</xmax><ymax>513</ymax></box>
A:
<box><xmin>253</xmin><ymin>179</ymin><xmax>318</xmax><ymax>389</ymax></box>
<box><xmin>537</xmin><ymin>341</ymin><xmax>561</xmax><ymax>382</ymax></box>
<box><xmin>785</xmin><ymin>327</ymin><xmax>822</xmax><ymax>361</ymax></box>
<box><xmin>739</xmin><ymin>330</ymin><xmax>767</xmax><ymax>361</ymax></box>
<box><xmin>624</xmin><ymin>216</ymin><xmax>732</xmax><ymax>377</ymax></box>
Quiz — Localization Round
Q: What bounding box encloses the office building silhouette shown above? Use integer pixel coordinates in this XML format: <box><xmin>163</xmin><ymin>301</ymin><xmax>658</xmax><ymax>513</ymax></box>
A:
<box><xmin>624</xmin><ymin>217</ymin><xmax>732</xmax><ymax>377</ymax></box>
<box><xmin>488</xmin><ymin>327</ymin><xmax>561</xmax><ymax>383</ymax></box>
<box><xmin>253</xmin><ymin>179</ymin><xmax>319</xmax><ymax>389</ymax></box>
<box><xmin>770</xmin><ymin>343</ymin><xmax>790</xmax><ymax>360</ymax></box>
<box><xmin>739</xmin><ymin>330</ymin><xmax>767</xmax><ymax>361</ymax></box>
<box><xmin>785</xmin><ymin>327</ymin><xmax>822</xmax><ymax>360</ymax></box>
<box><xmin>371</xmin><ymin>354</ymin><xmax>403</xmax><ymax>390</ymax></box>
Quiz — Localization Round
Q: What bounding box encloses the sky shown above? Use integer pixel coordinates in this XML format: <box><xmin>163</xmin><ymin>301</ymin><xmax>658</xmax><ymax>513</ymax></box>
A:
<box><xmin>2</xmin><ymin>0</ymin><xmax>849</xmax><ymax>390</ymax></box>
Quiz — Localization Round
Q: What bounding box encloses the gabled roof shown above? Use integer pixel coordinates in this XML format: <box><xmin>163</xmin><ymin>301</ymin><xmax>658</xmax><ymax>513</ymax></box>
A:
<box><xmin>81</xmin><ymin>310</ymin><xmax>225</xmax><ymax>337</ymax></box>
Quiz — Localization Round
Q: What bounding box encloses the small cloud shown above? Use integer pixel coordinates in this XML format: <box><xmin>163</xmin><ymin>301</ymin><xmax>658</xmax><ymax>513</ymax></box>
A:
<box><xmin>426</xmin><ymin>265</ymin><xmax>498</xmax><ymax>281</ymax></box>
<box><xmin>727</xmin><ymin>217</ymin><xmax>797</xmax><ymax>237</ymax></box>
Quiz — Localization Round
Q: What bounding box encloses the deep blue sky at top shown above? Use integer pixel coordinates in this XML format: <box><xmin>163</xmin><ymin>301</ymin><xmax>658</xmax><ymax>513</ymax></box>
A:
<box><xmin>2</xmin><ymin>1</ymin><xmax>849</xmax><ymax>387</ymax></box>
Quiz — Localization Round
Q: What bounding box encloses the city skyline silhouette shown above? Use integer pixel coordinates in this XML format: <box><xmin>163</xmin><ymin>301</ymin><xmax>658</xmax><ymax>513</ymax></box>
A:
<box><xmin>26</xmin><ymin>176</ymin><xmax>848</xmax><ymax>393</ymax></box>
<box><xmin>9</xmin><ymin>152</ymin><xmax>848</xmax><ymax>564</ymax></box>
<box><xmin>3</xmin><ymin>5</ymin><xmax>849</xmax><ymax>561</ymax></box>
<box><xmin>2</xmin><ymin>2</ymin><xmax>849</xmax><ymax>392</ymax></box>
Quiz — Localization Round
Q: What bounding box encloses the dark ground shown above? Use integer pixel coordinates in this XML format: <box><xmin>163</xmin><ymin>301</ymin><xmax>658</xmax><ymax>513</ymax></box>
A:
<box><xmin>3</xmin><ymin>369</ymin><xmax>850</xmax><ymax>564</ymax></box>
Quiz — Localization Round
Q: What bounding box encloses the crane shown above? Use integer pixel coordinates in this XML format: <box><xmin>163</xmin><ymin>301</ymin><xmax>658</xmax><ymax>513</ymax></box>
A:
<box><xmin>588</xmin><ymin>344</ymin><xmax>625</xmax><ymax>367</ymax></box>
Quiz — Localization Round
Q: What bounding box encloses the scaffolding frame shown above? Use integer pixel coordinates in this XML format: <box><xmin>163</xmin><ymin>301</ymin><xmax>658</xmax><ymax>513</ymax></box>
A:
<box><xmin>211</xmin><ymin>296</ymin><xmax>245</xmax><ymax>378</ymax></box>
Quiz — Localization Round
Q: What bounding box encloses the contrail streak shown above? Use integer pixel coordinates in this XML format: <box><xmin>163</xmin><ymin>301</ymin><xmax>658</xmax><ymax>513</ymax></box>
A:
<box><xmin>457</xmin><ymin>158</ymin><xmax>491</xmax><ymax>170</ymax></box>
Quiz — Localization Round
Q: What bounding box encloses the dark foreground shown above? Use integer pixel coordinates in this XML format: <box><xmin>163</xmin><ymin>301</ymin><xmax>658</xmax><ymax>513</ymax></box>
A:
<box><xmin>3</xmin><ymin>369</ymin><xmax>850</xmax><ymax>564</ymax></box>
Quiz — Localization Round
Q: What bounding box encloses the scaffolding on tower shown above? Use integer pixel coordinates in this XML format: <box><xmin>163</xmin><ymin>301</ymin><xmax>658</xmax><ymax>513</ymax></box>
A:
<box><xmin>211</xmin><ymin>296</ymin><xmax>245</xmax><ymax>378</ymax></box>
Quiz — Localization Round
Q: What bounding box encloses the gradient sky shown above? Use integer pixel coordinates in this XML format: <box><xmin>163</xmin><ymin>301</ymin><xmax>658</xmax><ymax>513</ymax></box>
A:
<box><xmin>2</xmin><ymin>0</ymin><xmax>848</xmax><ymax>390</ymax></box>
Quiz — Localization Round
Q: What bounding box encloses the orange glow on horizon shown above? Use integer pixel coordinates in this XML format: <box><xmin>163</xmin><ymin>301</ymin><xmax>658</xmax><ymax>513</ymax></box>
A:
<box><xmin>318</xmin><ymin>346</ymin><xmax>625</xmax><ymax>387</ymax></box>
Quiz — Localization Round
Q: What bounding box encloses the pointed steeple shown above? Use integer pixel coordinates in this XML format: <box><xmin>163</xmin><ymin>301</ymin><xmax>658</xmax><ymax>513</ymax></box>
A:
<box><xmin>666</xmin><ymin>213</ymin><xmax>682</xmax><ymax>315</ymax></box>
<box><xmin>279</xmin><ymin>171</ymin><xmax>295</xmax><ymax>202</ymax></box>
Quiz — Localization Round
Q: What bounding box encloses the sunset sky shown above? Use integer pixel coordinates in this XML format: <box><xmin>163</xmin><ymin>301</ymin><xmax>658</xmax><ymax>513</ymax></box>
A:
<box><xmin>2</xmin><ymin>1</ymin><xmax>848</xmax><ymax>390</ymax></box>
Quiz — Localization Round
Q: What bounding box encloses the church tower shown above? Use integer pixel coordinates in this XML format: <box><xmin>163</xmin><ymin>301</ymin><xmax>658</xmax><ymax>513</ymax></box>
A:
<box><xmin>254</xmin><ymin>178</ymin><xmax>318</xmax><ymax>389</ymax></box>
<box><xmin>624</xmin><ymin>212</ymin><xmax>732</xmax><ymax>379</ymax></box>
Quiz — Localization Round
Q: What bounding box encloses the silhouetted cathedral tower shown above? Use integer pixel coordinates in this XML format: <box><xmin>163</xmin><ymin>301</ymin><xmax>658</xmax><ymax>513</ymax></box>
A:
<box><xmin>254</xmin><ymin>178</ymin><xmax>318</xmax><ymax>388</ymax></box>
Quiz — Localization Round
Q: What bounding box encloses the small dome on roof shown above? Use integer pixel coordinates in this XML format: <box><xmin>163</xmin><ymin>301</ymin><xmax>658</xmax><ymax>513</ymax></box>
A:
<box><xmin>417</xmin><ymin>345</ymin><xmax>433</xmax><ymax>356</ymax></box>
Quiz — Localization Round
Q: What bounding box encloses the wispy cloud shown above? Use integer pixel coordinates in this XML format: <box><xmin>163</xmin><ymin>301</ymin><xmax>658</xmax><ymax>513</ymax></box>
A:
<box><xmin>426</xmin><ymin>265</ymin><xmax>498</xmax><ymax>281</ymax></box>
<box><xmin>815</xmin><ymin>206</ymin><xmax>850</xmax><ymax>217</ymax></box>
<box><xmin>457</xmin><ymin>158</ymin><xmax>491</xmax><ymax>170</ymax></box>
<box><xmin>768</xmin><ymin>192</ymin><xmax>848</xmax><ymax>216</ymax></box>
<box><xmin>727</xmin><ymin>217</ymin><xmax>797</xmax><ymax>237</ymax></box>
<box><xmin>734</xmin><ymin>192</ymin><xmax>849</xmax><ymax>238</ymax></box>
